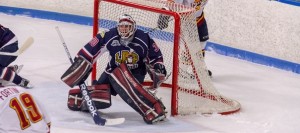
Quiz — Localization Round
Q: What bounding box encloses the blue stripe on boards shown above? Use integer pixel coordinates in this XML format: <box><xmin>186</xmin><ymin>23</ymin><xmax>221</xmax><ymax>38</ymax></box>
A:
<box><xmin>277</xmin><ymin>0</ymin><xmax>300</xmax><ymax>6</ymax></box>
<box><xmin>206</xmin><ymin>42</ymin><xmax>300</xmax><ymax>74</ymax></box>
<box><xmin>0</xmin><ymin>6</ymin><xmax>174</xmax><ymax>42</ymax></box>
<box><xmin>0</xmin><ymin>6</ymin><xmax>93</xmax><ymax>26</ymax></box>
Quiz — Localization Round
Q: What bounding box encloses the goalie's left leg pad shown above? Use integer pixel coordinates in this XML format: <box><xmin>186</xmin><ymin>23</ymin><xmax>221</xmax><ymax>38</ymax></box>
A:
<box><xmin>67</xmin><ymin>84</ymin><xmax>111</xmax><ymax>111</ymax></box>
<box><xmin>109</xmin><ymin>63</ymin><xmax>166</xmax><ymax>124</ymax></box>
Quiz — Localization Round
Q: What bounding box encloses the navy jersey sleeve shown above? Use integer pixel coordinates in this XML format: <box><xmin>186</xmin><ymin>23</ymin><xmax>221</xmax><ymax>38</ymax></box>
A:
<box><xmin>147</xmin><ymin>35</ymin><xmax>164</xmax><ymax>66</ymax></box>
<box><xmin>77</xmin><ymin>32</ymin><xmax>108</xmax><ymax>64</ymax></box>
<box><xmin>0</xmin><ymin>25</ymin><xmax>16</xmax><ymax>48</ymax></box>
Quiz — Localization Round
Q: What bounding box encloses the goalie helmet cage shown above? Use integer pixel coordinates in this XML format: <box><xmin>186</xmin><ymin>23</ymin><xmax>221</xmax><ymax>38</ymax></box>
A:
<box><xmin>92</xmin><ymin>0</ymin><xmax>241</xmax><ymax>116</ymax></box>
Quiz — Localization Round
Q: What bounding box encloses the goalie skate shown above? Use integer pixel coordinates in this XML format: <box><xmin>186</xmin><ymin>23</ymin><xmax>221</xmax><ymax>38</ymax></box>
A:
<box><xmin>19</xmin><ymin>78</ymin><xmax>34</xmax><ymax>89</ymax></box>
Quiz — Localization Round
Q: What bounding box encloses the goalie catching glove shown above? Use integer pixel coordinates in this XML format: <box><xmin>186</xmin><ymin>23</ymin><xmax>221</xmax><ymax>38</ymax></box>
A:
<box><xmin>147</xmin><ymin>63</ymin><xmax>167</xmax><ymax>91</ymax></box>
<box><xmin>153</xmin><ymin>63</ymin><xmax>167</xmax><ymax>76</ymax></box>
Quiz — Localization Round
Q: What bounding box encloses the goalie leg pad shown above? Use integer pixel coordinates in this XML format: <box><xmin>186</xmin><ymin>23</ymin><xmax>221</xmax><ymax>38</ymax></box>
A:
<box><xmin>67</xmin><ymin>88</ymin><xmax>83</xmax><ymax>111</ymax></box>
<box><xmin>109</xmin><ymin>63</ymin><xmax>166</xmax><ymax>124</ymax></box>
<box><xmin>61</xmin><ymin>56</ymin><xmax>92</xmax><ymax>88</ymax></box>
<box><xmin>67</xmin><ymin>84</ymin><xmax>111</xmax><ymax>111</ymax></box>
<box><xmin>90</xmin><ymin>84</ymin><xmax>111</xmax><ymax>109</ymax></box>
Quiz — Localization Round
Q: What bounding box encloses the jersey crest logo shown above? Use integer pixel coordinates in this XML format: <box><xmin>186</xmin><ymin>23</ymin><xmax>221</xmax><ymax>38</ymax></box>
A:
<box><xmin>89</xmin><ymin>37</ymin><xmax>99</xmax><ymax>47</ymax></box>
<box><xmin>115</xmin><ymin>50</ymin><xmax>139</xmax><ymax>69</ymax></box>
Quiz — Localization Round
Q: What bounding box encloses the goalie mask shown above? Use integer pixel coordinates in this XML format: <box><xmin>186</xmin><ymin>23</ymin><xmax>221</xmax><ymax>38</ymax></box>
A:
<box><xmin>117</xmin><ymin>14</ymin><xmax>136</xmax><ymax>39</ymax></box>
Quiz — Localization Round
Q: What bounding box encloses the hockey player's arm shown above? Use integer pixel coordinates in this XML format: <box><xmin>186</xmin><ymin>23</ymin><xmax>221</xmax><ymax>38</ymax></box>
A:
<box><xmin>61</xmin><ymin>32</ymin><xmax>108</xmax><ymax>88</ymax></box>
<box><xmin>147</xmin><ymin>39</ymin><xmax>167</xmax><ymax>90</ymax></box>
<box><xmin>147</xmin><ymin>38</ymin><xmax>165</xmax><ymax>74</ymax></box>
<box><xmin>77</xmin><ymin>32</ymin><xmax>107</xmax><ymax>64</ymax></box>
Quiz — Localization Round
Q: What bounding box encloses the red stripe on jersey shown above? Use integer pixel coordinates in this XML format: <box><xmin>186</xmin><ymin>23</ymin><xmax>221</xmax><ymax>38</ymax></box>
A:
<box><xmin>79</xmin><ymin>49</ymin><xmax>92</xmax><ymax>62</ymax></box>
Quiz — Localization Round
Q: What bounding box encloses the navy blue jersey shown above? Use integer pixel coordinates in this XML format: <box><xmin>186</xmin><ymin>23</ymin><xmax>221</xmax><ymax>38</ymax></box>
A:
<box><xmin>78</xmin><ymin>28</ymin><xmax>164</xmax><ymax>74</ymax></box>
<box><xmin>0</xmin><ymin>24</ymin><xmax>17</xmax><ymax>48</ymax></box>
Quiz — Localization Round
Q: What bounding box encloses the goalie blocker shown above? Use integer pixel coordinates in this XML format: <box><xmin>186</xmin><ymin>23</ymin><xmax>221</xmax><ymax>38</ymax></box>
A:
<box><xmin>61</xmin><ymin>56</ymin><xmax>92</xmax><ymax>88</ymax></box>
<box><xmin>61</xmin><ymin>56</ymin><xmax>112</xmax><ymax>110</ymax></box>
<box><xmin>109</xmin><ymin>63</ymin><xmax>167</xmax><ymax>124</ymax></box>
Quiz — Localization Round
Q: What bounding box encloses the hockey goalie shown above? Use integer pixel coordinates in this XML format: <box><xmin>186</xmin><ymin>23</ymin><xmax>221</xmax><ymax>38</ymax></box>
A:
<box><xmin>61</xmin><ymin>14</ymin><xmax>167</xmax><ymax>124</ymax></box>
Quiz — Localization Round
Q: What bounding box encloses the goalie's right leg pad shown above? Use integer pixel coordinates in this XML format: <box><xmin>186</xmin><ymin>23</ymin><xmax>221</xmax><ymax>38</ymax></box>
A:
<box><xmin>67</xmin><ymin>88</ymin><xmax>83</xmax><ymax>111</ymax></box>
<box><xmin>109</xmin><ymin>63</ymin><xmax>167</xmax><ymax>124</ymax></box>
<box><xmin>67</xmin><ymin>84</ymin><xmax>111</xmax><ymax>111</ymax></box>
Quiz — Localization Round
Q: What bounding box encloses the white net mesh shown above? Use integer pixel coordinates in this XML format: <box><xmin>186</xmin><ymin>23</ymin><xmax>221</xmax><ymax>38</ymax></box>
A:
<box><xmin>93</xmin><ymin>0</ymin><xmax>241</xmax><ymax>115</ymax></box>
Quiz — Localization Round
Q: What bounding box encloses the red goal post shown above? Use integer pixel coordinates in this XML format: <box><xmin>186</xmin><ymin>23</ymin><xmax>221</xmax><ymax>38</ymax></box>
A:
<box><xmin>92</xmin><ymin>0</ymin><xmax>241</xmax><ymax>116</ymax></box>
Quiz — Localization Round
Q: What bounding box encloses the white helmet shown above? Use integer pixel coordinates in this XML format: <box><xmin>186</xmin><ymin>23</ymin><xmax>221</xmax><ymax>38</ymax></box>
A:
<box><xmin>117</xmin><ymin>14</ymin><xmax>136</xmax><ymax>39</ymax></box>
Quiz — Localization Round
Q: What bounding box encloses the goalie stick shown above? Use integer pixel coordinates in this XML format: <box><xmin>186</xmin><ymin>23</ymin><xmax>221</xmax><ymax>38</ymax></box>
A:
<box><xmin>55</xmin><ymin>26</ymin><xmax>74</xmax><ymax>64</ymax></box>
<box><xmin>78</xmin><ymin>82</ymin><xmax>125</xmax><ymax>126</ymax></box>
<box><xmin>56</xmin><ymin>26</ymin><xmax>124</xmax><ymax>126</ymax></box>
<box><xmin>0</xmin><ymin>37</ymin><xmax>34</xmax><ymax>56</ymax></box>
